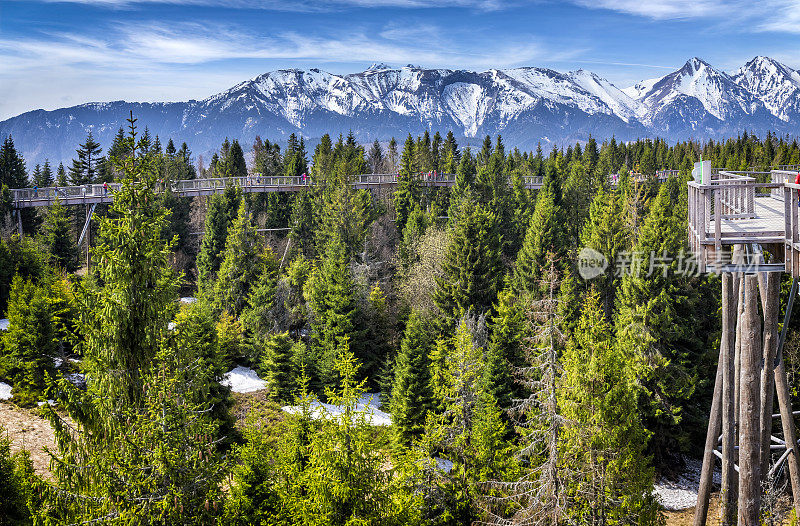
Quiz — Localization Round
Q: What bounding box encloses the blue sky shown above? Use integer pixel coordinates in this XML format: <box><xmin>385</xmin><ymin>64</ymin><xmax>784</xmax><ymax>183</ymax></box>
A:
<box><xmin>1</xmin><ymin>0</ymin><xmax>800</xmax><ymax>120</ymax></box>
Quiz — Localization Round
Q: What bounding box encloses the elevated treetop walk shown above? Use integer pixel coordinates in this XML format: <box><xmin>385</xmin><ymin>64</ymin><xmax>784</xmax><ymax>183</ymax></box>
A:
<box><xmin>687</xmin><ymin>166</ymin><xmax>800</xmax><ymax>275</ymax></box>
<box><xmin>9</xmin><ymin>167</ymin><xmax>683</xmax><ymax>211</ymax></box>
<box><xmin>10</xmin><ymin>172</ymin><xmax>548</xmax><ymax>210</ymax></box>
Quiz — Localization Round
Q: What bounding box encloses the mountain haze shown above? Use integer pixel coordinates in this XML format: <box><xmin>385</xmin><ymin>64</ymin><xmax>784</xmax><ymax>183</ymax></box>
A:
<box><xmin>2</xmin><ymin>57</ymin><xmax>798</xmax><ymax>167</ymax></box>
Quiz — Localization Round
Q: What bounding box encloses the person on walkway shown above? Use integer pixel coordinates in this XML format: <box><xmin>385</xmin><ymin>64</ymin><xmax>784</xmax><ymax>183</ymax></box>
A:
<box><xmin>33</xmin><ymin>185</ymin><xmax>38</xmax><ymax>198</ymax></box>
<box><xmin>103</xmin><ymin>182</ymin><xmax>108</xmax><ymax>196</ymax></box>
<box><xmin>795</xmin><ymin>172</ymin><xmax>800</xmax><ymax>207</ymax></box>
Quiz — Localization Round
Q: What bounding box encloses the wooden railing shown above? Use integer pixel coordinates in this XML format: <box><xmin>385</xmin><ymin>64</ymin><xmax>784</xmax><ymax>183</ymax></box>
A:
<box><xmin>10</xmin><ymin>172</ymin><xmax>546</xmax><ymax>209</ymax></box>
<box><xmin>687</xmin><ymin>171</ymin><xmax>784</xmax><ymax>271</ymax></box>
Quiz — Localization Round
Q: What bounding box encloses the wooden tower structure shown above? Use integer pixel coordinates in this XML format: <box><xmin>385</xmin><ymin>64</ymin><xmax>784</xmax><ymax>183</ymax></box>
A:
<box><xmin>689</xmin><ymin>163</ymin><xmax>800</xmax><ymax>524</ymax></box>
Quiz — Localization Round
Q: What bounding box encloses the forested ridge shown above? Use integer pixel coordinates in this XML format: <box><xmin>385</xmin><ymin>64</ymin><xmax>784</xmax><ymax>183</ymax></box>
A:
<box><xmin>3</xmin><ymin>120</ymin><xmax>800</xmax><ymax>525</ymax></box>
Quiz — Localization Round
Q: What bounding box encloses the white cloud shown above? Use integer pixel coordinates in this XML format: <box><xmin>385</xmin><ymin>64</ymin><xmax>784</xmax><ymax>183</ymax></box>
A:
<box><xmin>0</xmin><ymin>20</ymin><xmax>574</xmax><ymax>119</ymax></box>
<box><xmin>32</xmin><ymin>0</ymin><xmax>513</xmax><ymax>10</ymax></box>
<box><xmin>756</xmin><ymin>1</ymin><xmax>800</xmax><ymax>32</ymax></box>
<box><xmin>569</xmin><ymin>0</ymin><xmax>735</xmax><ymax>19</ymax></box>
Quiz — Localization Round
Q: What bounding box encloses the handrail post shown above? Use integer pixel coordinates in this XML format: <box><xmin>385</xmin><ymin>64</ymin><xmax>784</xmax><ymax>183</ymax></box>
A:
<box><xmin>715</xmin><ymin>188</ymin><xmax>722</xmax><ymax>268</ymax></box>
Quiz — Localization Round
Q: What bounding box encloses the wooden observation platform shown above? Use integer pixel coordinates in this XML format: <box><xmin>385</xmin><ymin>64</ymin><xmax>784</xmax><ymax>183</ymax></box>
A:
<box><xmin>689</xmin><ymin>163</ymin><xmax>800</xmax><ymax>525</ymax></box>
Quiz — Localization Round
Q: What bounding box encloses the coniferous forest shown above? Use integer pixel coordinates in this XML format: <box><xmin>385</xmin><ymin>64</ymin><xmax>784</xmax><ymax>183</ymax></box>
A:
<box><xmin>4</xmin><ymin>119</ymin><xmax>800</xmax><ymax>524</ymax></box>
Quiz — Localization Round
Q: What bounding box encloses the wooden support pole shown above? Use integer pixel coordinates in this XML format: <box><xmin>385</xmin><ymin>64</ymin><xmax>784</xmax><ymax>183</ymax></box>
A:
<box><xmin>775</xmin><ymin>351</ymin><xmax>800</xmax><ymax>517</ymax></box>
<box><xmin>759</xmin><ymin>272</ymin><xmax>780</xmax><ymax>481</ymax></box>
<box><xmin>738</xmin><ymin>274</ymin><xmax>762</xmax><ymax>526</ymax></box>
<box><xmin>695</xmin><ymin>305</ymin><xmax>727</xmax><ymax>526</ymax></box>
<box><xmin>721</xmin><ymin>272</ymin><xmax>738</xmax><ymax>525</ymax></box>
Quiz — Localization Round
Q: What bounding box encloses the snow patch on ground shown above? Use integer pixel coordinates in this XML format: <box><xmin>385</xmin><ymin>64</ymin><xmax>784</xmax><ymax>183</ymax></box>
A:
<box><xmin>67</xmin><ymin>373</ymin><xmax>86</xmax><ymax>389</ymax></box>
<box><xmin>221</xmin><ymin>366</ymin><xmax>267</xmax><ymax>393</ymax></box>
<box><xmin>0</xmin><ymin>382</ymin><xmax>12</xmax><ymax>400</ymax></box>
<box><xmin>653</xmin><ymin>456</ymin><xmax>721</xmax><ymax>511</ymax></box>
<box><xmin>283</xmin><ymin>393</ymin><xmax>392</xmax><ymax>427</ymax></box>
<box><xmin>435</xmin><ymin>457</ymin><xmax>453</xmax><ymax>473</ymax></box>
<box><xmin>0</xmin><ymin>319</ymin><xmax>9</xmax><ymax>331</ymax></box>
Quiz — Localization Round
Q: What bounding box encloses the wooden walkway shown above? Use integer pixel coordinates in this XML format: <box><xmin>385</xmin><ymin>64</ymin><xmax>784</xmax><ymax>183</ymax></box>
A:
<box><xmin>688</xmin><ymin>170</ymin><xmax>800</xmax><ymax>275</ymax></box>
<box><xmin>10</xmin><ymin>173</ymin><xmax>546</xmax><ymax>210</ymax></box>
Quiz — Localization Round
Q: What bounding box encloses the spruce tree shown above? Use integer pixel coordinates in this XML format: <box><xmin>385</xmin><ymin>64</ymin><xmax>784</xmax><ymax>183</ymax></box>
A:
<box><xmin>197</xmin><ymin>193</ymin><xmax>229</xmax><ymax>286</ymax></box>
<box><xmin>76</xmin><ymin>115</ymin><xmax>180</xmax><ymax>407</ymax></box>
<box><xmin>615</xmin><ymin>178</ymin><xmax>701</xmax><ymax>460</ymax></box>
<box><xmin>38</xmin><ymin>118</ymin><xmax>227</xmax><ymax>524</ymax></box>
<box><xmin>0</xmin><ymin>136</ymin><xmax>28</xmax><ymax>189</ymax></box>
<box><xmin>580</xmin><ymin>188</ymin><xmax>628</xmax><ymax>320</ymax></box>
<box><xmin>512</xmin><ymin>171</ymin><xmax>566</xmax><ymax>295</ymax></box>
<box><xmin>68</xmin><ymin>132</ymin><xmax>102</xmax><ymax>185</ymax></box>
<box><xmin>483</xmin><ymin>287</ymin><xmax>524</xmax><ymax>410</ymax></box>
<box><xmin>433</xmin><ymin>196</ymin><xmax>502</xmax><ymax>322</ymax></box>
<box><xmin>214</xmin><ymin>201</ymin><xmax>262</xmax><ymax>317</ymax></box>
<box><xmin>561</xmin><ymin>290</ymin><xmax>660</xmax><ymax>524</ymax></box>
<box><xmin>390</xmin><ymin>309</ymin><xmax>434</xmax><ymax>445</ymax></box>
<box><xmin>1</xmin><ymin>274</ymin><xmax>58</xmax><ymax>406</ymax></box>
<box><xmin>241</xmin><ymin>246</ymin><xmax>279</xmax><ymax>336</ymax></box>
<box><xmin>303</xmin><ymin>236</ymin><xmax>364</xmax><ymax>391</ymax></box>
<box><xmin>394</xmin><ymin>134</ymin><xmax>418</xmax><ymax>236</ymax></box>
<box><xmin>260</xmin><ymin>332</ymin><xmax>297</xmax><ymax>402</ymax></box>
<box><xmin>0</xmin><ymin>427</ymin><xmax>36</xmax><ymax>525</ymax></box>
<box><xmin>39</xmin><ymin>198</ymin><xmax>78</xmax><ymax>272</ymax></box>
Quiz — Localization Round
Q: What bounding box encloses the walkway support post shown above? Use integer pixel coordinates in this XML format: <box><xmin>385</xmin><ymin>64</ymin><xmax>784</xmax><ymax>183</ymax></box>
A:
<box><xmin>721</xmin><ymin>272</ymin><xmax>738</xmax><ymax>524</ymax></box>
<box><xmin>738</xmin><ymin>274</ymin><xmax>761</xmax><ymax>525</ymax></box>
<box><xmin>759</xmin><ymin>272</ymin><xmax>780</xmax><ymax>482</ymax></box>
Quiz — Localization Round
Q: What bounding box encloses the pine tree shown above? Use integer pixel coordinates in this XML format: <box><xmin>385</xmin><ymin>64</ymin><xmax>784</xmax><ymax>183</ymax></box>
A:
<box><xmin>214</xmin><ymin>201</ymin><xmax>262</xmax><ymax>317</ymax></box>
<box><xmin>561</xmin><ymin>290</ymin><xmax>660</xmax><ymax>525</ymax></box>
<box><xmin>260</xmin><ymin>332</ymin><xmax>297</xmax><ymax>402</ymax></box>
<box><xmin>512</xmin><ymin>170</ymin><xmax>567</xmax><ymax>295</ymax></box>
<box><xmin>39</xmin><ymin>198</ymin><xmax>78</xmax><ymax>272</ymax></box>
<box><xmin>303</xmin><ymin>236</ymin><xmax>364</xmax><ymax>391</ymax></box>
<box><xmin>434</xmin><ymin>196</ymin><xmax>502</xmax><ymax>322</ymax></box>
<box><xmin>482</xmin><ymin>287</ymin><xmax>524</xmax><ymax>410</ymax></box>
<box><xmin>197</xmin><ymin>193</ymin><xmax>230</xmax><ymax>286</ymax></box>
<box><xmin>394</xmin><ymin>134</ymin><xmax>418</xmax><ymax>235</ymax></box>
<box><xmin>390</xmin><ymin>309</ymin><xmax>434</xmax><ymax>445</ymax></box>
<box><xmin>68</xmin><ymin>132</ymin><xmax>102</xmax><ymax>185</ymax></box>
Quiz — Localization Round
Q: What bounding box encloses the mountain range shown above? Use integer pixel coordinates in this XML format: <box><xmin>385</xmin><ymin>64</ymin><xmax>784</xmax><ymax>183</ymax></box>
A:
<box><xmin>2</xmin><ymin>56</ymin><xmax>799</xmax><ymax>167</ymax></box>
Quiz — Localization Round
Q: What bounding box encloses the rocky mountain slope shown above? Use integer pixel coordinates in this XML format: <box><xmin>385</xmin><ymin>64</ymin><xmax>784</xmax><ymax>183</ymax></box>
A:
<box><xmin>1</xmin><ymin>57</ymin><xmax>798</xmax><ymax>166</ymax></box>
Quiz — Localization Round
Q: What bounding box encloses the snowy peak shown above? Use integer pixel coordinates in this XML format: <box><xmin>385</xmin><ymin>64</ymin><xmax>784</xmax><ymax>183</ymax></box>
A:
<box><xmin>732</xmin><ymin>56</ymin><xmax>800</xmax><ymax>121</ymax></box>
<box><xmin>567</xmin><ymin>69</ymin><xmax>646</xmax><ymax>122</ymax></box>
<box><xmin>5</xmin><ymin>56</ymin><xmax>800</xmax><ymax>168</ymax></box>
<box><xmin>366</xmin><ymin>62</ymin><xmax>393</xmax><ymax>72</ymax></box>
<box><xmin>627</xmin><ymin>56</ymin><xmax>763</xmax><ymax>123</ymax></box>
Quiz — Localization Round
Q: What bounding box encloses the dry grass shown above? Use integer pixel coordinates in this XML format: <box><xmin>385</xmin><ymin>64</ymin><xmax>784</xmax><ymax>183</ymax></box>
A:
<box><xmin>0</xmin><ymin>401</ymin><xmax>57</xmax><ymax>478</ymax></box>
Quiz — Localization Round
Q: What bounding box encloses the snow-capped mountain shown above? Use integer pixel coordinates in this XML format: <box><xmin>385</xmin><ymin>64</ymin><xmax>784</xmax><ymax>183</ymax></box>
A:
<box><xmin>732</xmin><ymin>56</ymin><xmax>800</xmax><ymax>122</ymax></box>
<box><xmin>623</xmin><ymin>57</ymin><xmax>781</xmax><ymax>136</ymax></box>
<box><xmin>1</xmin><ymin>57</ymin><xmax>799</xmax><ymax>167</ymax></box>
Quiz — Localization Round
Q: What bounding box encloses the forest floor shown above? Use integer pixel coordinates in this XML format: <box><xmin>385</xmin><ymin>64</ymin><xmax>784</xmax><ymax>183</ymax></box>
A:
<box><xmin>0</xmin><ymin>401</ymin><xmax>57</xmax><ymax>478</ymax></box>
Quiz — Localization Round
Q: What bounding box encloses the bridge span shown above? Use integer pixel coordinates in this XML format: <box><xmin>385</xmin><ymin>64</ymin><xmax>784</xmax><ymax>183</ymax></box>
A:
<box><xmin>10</xmin><ymin>173</ymin><xmax>549</xmax><ymax>210</ymax></box>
